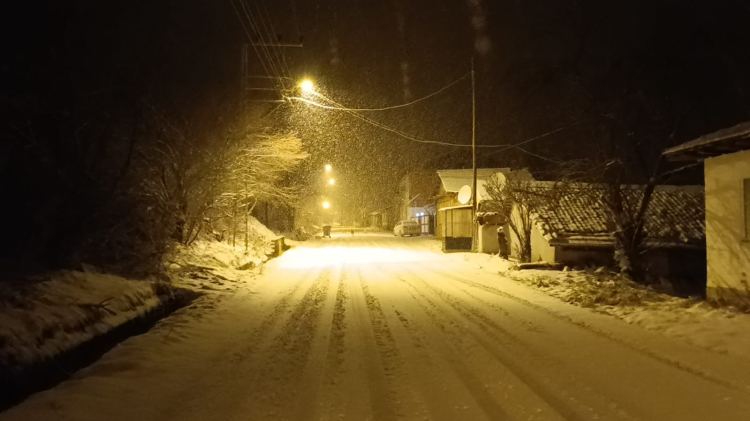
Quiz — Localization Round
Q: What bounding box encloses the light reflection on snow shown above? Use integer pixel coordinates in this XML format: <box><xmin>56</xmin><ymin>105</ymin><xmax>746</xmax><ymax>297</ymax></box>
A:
<box><xmin>277</xmin><ymin>246</ymin><xmax>437</xmax><ymax>269</ymax></box>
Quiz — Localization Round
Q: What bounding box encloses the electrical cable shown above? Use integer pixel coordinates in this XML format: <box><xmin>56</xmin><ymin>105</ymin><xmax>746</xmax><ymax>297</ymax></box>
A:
<box><xmin>291</xmin><ymin>91</ymin><xmax>567</xmax><ymax>150</ymax></box>
<box><xmin>240</xmin><ymin>0</ymin><xmax>285</xmax><ymax>90</ymax></box>
<box><xmin>289</xmin><ymin>0</ymin><xmax>301</xmax><ymax>39</ymax></box>
<box><xmin>258</xmin><ymin>0</ymin><xmax>294</xmax><ymax>80</ymax></box>
<box><xmin>229</xmin><ymin>0</ymin><xmax>274</xmax><ymax>83</ymax></box>
<box><xmin>286</xmin><ymin>72</ymin><xmax>470</xmax><ymax>112</ymax></box>
<box><xmin>511</xmin><ymin>146</ymin><xmax>562</xmax><ymax>163</ymax></box>
<box><xmin>253</xmin><ymin>0</ymin><xmax>292</xmax><ymax>84</ymax></box>
<box><xmin>238</xmin><ymin>0</ymin><xmax>284</xmax><ymax>91</ymax></box>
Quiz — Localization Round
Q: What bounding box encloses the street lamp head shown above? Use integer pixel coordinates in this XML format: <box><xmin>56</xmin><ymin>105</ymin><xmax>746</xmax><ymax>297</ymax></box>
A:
<box><xmin>300</xmin><ymin>79</ymin><xmax>314</xmax><ymax>93</ymax></box>
<box><xmin>322</xmin><ymin>201</ymin><xmax>330</xmax><ymax>209</ymax></box>
<box><xmin>328</xmin><ymin>178</ymin><xmax>335</xmax><ymax>185</ymax></box>
<box><xmin>325</xmin><ymin>164</ymin><xmax>332</xmax><ymax>172</ymax></box>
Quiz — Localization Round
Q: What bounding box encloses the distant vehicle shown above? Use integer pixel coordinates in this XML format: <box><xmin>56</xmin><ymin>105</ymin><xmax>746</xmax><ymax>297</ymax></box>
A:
<box><xmin>393</xmin><ymin>220</ymin><xmax>421</xmax><ymax>237</ymax></box>
<box><xmin>322</xmin><ymin>225</ymin><xmax>331</xmax><ymax>238</ymax></box>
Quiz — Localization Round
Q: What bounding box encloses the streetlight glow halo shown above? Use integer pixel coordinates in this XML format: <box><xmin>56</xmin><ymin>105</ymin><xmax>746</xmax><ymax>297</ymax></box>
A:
<box><xmin>300</xmin><ymin>79</ymin><xmax>314</xmax><ymax>92</ymax></box>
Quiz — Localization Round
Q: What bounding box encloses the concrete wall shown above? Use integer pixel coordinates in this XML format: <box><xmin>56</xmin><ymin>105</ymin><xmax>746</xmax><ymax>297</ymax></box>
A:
<box><xmin>506</xmin><ymin>204</ymin><xmax>555</xmax><ymax>262</ymax></box>
<box><xmin>555</xmin><ymin>247</ymin><xmax>612</xmax><ymax>268</ymax></box>
<box><xmin>705</xmin><ymin>150</ymin><xmax>750</xmax><ymax>305</ymax></box>
<box><xmin>478</xmin><ymin>224</ymin><xmax>501</xmax><ymax>253</ymax></box>
<box><xmin>530</xmin><ymin>224</ymin><xmax>556</xmax><ymax>263</ymax></box>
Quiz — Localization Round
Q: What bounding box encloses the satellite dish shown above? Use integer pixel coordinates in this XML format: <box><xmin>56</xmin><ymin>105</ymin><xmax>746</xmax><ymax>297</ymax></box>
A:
<box><xmin>458</xmin><ymin>185</ymin><xmax>472</xmax><ymax>204</ymax></box>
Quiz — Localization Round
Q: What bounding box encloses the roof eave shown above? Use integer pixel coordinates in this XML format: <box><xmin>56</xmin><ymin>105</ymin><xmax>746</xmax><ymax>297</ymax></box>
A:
<box><xmin>663</xmin><ymin>121</ymin><xmax>750</xmax><ymax>161</ymax></box>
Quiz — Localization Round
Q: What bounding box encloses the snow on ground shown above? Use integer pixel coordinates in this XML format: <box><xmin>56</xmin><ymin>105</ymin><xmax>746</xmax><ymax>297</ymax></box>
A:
<box><xmin>454</xmin><ymin>250</ymin><xmax>750</xmax><ymax>359</ymax></box>
<box><xmin>0</xmin><ymin>270</ymin><xmax>165</xmax><ymax>370</ymax></box>
<box><xmin>165</xmin><ymin>241</ymin><xmax>259</xmax><ymax>294</ymax></box>
<box><xmin>3</xmin><ymin>234</ymin><xmax>750</xmax><ymax>421</ymax></box>
<box><xmin>165</xmin><ymin>216</ymin><xmax>282</xmax><ymax>293</ymax></box>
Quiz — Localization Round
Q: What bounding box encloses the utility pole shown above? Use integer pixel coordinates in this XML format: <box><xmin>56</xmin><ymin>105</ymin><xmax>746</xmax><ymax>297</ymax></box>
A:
<box><xmin>471</xmin><ymin>57</ymin><xmax>478</xmax><ymax>252</ymax></box>
<box><xmin>242</xmin><ymin>41</ymin><xmax>303</xmax><ymax>103</ymax></box>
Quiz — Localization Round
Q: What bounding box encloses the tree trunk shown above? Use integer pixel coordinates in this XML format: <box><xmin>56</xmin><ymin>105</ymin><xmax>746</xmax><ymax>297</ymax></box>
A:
<box><xmin>605</xmin><ymin>182</ymin><xmax>653</xmax><ymax>282</ymax></box>
<box><xmin>231</xmin><ymin>200</ymin><xmax>237</xmax><ymax>248</ymax></box>
<box><xmin>245</xmin><ymin>199</ymin><xmax>258</xmax><ymax>252</ymax></box>
<box><xmin>522</xmin><ymin>230</ymin><xmax>532</xmax><ymax>263</ymax></box>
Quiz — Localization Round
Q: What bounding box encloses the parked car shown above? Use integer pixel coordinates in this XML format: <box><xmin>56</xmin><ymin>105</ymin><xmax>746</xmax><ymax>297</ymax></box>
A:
<box><xmin>393</xmin><ymin>220</ymin><xmax>421</xmax><ymax>237</ymax></box>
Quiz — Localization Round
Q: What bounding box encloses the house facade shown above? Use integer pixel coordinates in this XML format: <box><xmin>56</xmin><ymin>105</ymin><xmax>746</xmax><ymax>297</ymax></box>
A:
<box><xmin>664</xmin><ymin>121</ymin><xmax>750</xmax><ymax>305</ymax></box>
<box><xmin>398</xmin><ymin>171</ymin><xmax>440</xmax><ymax>234</ymax></box>
<box><xmin>506</xmin><ymin>182</ymin><xmax>706</xmax><ymax>283</ymax></box>
<box><xmin>436</xmin><ymin>168</ymin><xmax>526</xmax><ymax>252</ymax></box>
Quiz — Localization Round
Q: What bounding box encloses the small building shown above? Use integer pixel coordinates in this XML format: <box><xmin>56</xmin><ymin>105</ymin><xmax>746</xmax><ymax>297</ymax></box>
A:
<box><xmin>508</xmin><ymin>182</ymin><xmax>706</xmax><ymax>283</ymax></box>
<box><xmin>436</xmin><ymin>168</ymin><xmax>524</xmax><ymax>252</ymax></box>
<box><xmin>664</xmin><ymin>121</ymin><xmax>750</xmax><ymax>305</ymax></box>
<box><xmin>368</xmin><ymin>210</ymin><xmax>392</xmax><ymax>230</ymax></box>
<box><xmin>398</xmin><ymin>171</ymin><xmax>440</xmax><ymax>234</ymax></box>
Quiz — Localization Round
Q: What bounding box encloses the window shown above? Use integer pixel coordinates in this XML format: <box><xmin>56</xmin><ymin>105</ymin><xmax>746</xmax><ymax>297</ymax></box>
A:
<box><xmin>745</xmin><ymin>179</ymin><xmax>750</xmax><ymax>239</ymax></box>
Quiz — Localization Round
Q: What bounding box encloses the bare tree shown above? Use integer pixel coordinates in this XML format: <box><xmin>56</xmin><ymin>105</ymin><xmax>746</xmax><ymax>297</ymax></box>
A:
<box><xmin>218</xmin><ymin>132</ymin><xmax>309</xmax><ymax>250</ymax></box>
<box><xmin>484</xmin><ymin>171</ymin><xmax>569</xmax><ymax>263</ymax></box>
<box><xmin>137</xmin><ymin>100</ymin><xmax>237</xmax><ymax>246</ymax></box>
<box><xmin>587</xmin><ymin>157</ymin><xmax>701</xmax><ymax>281</ymax></box>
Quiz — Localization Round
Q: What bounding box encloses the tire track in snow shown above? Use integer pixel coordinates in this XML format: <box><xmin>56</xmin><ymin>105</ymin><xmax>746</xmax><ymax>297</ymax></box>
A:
<box><xmin>228</xmin><ymin>269</ymin><xmax>317</xmax><ymax>364</ymax></box>
<box><xmin>410</xmin><ymin>271</ymin><xmax>648</xmax><ymax>420</ymax></box>
<box><xmin>343</xmin><ymin>267</ymin><xmax>403</xmax><ymax>421</ymax></box>
<box><xmin>294</xmin><ymin>265</ymin><xmax>348</xmax><ymax>421</ymax></box>
<box><xmin>432</xmin><ymin>268</ymin><xmax>750</xmax><ymax>395</ymax></box>
<box><xmin>368</xmin><ymin>266</ymin><xmax>511</xmax><ymax>421</ymax></box>
<box><xmin>331</xmin><ymin>265</ymin><xmax>381</xmax><ymax>421</ymax></box>
<box><xmin>396</xmin><ymin>273</ymin><xmax>593</xmax><ymax>421</ymax></box>
<box><xmin>235</xmin><ymin>269</ymin><xmax>332</xmax><ymax>420</ymax></box>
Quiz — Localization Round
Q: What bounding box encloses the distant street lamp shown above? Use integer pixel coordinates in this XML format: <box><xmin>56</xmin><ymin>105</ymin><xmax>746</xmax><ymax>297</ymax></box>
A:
<box><xmin>328</xmin><ymin>178</ymin><xmax>335</xmax><ymax>185</ymax></box>
<box><xmin>300</xmin><ymin>79</ymin><xmax>314</xmax><ymax>93</ymax></box>
<box><xmin>325</xmin><ymin>164</ymin><xmax>332</xmax><ymax>172</ymax></box>
<box><xmin>322</xmin><ymin>201</ymin><xmax>330</xmax><ymax>209</ymax></box>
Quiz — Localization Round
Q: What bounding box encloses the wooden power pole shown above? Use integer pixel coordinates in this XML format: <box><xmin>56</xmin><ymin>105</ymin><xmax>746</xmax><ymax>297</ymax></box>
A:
<box><xmin>471</xmin><ymin>57</ymin><xmax>478</xmax><ymax>252</ymax></box>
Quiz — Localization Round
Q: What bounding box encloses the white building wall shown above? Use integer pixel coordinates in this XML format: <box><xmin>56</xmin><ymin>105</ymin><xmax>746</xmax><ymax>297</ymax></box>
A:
<box><xmin>507</xmin><ymin>204</ymin><xmax>556</xmax><ymax>262</ymax></box>
<box><xmin>530</xmin><ymin>225</ymin><xmax>556</xmax><ymax>263</ymax></box>
<box><xmin>478</xmin><ymin>224</ymin><xmax>500</xmax><ymax>253</ymax></box>
<box><xmin>705</xmin><ymin>149</ymin><xmax>750</xmax><ymax>304</ymax></box>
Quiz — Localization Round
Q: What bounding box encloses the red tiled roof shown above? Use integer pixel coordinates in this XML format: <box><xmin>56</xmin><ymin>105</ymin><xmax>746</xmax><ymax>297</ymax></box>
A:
<box><xmin>529</xmin><ymin>183</ymin><xmax>705</xmax><ymax>248</ymax></box>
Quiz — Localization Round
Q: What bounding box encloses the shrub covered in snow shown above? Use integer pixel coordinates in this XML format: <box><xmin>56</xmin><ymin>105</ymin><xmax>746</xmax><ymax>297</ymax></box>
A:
<box><xmin>0</xmin><ymin>271</ymin><xmax>171</xmax><ymax>370</ymax></box>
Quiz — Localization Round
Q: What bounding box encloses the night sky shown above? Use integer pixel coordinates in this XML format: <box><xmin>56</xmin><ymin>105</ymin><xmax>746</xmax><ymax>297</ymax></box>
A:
<box><xmin>5</xmin><ymin>0</ymin><xmax>750</xmax><ymax>221</ymax></box>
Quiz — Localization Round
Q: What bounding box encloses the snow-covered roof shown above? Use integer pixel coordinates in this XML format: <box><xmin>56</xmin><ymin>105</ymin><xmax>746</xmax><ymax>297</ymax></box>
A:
<box><xmin>663</xmin><ymin>121</ymin><xmax>750</xmax><ymax>161</ymax></box>
<box><xmin>437</xmin><ymin>168</ymin><xmax>509</xmax><ymax>192</ymax></box>
<box><xmin>436</xmin><ymin>168</ymin><xmax>511</xmax><ymax>201</ymax></box>
<box><xmin>438</xmin><ymin>204</ymin><xmax>472</xmax><ymax>211</ymax></box>
<box><xmin>525</xmin><ymin>182</ymin><xmax>705</xmax><ymax>248</ymax></box>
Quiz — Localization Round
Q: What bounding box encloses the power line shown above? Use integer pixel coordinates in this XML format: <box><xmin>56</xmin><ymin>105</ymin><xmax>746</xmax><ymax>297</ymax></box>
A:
<box><xmin>229</xmin><ymin>0</ymin><xmax>274</xmax><ymax>84</ymax></box>
<box><xmin>486</xmin><ymin>127</ymin><xmax>567</xmax><ymax>152</ymax></box>
<box><xmin>252</xmin><ymin>0</ymin><xmax>291</xmax><ymax>83</ymax></box>
<box><xmin>239</xmin><ymin>0</ymin><xmax>285</xmax><ymax>89</ymax></box>
<box><xmin>511</xmin><ymin>146</ymin><xmax>562</xmax><ymax>163</ymax></box>
<box><xmin>258</xmin><ymin>0</ymin><xmax>294</xmax><ymax>80</ymax></box>
<box><xmin>289</xmin><ymin>0</ymin><xmax>301</xmax><ymax>38</ymax></box>
<box><xmin>286</xmin><ymin>72</ymin><xmax>470</xmax><ymax>112</ymax></box>
<box><xmin>297</xmin><ymin>91</ymin><xmax>567</xmax><ymax>150</ymax></box>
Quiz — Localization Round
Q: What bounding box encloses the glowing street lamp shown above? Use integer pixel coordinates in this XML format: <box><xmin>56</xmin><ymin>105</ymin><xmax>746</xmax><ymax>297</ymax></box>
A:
<box><xmin>328</xmin><ymin>178</ymin><xmax>335</xmax><ymax>185</ymax></box>
<box><xmin>300</xmin><ymin>79</ymin><xmax>314</xmax><ymax>93</ymax></box>
<box><xmin>325</xmin><ymin>164</ymin><xmax>332</xmax><ymax>172</ymax></box>
<box><xmin>322</xmin><ymin>201</ymin><xmax>330</xmax><ymax>209</ymax></box>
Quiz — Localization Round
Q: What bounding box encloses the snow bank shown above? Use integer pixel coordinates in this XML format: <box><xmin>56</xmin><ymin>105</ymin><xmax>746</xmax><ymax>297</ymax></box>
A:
<box><xmin>449</xmin><ymin>251</ymin><xmax>750</xmax><ymax>359</ymax></box>
<box><xmin>501</xmin><ymin>266</ymin><xmax>750</xmax><ymax>359</ymax></box>
<box><xmin>171</xmin><ymin>216</ymin><xmax>279</xmax><ymax>270</ymax></box>
<box><xmin>0</xmin><ymin>271</ymin><xmax>166</xmax><ymax>370</ymax></box>
<box><xmin>248</xmin><ymin>215</ymin><xmax>280</xmax><ymax>241</ymax></box>
<box><xmin>166</xmin><ymin>216</ymin><xmax>280</xmax><ymax>292</ymax></box>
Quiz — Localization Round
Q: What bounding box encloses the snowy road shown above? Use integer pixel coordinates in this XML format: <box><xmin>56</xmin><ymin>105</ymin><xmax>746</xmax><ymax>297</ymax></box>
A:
<box><xmin>4</xmin><ymin>234</ymin><xmax>750</xmax><ymax>421</ymax></box>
